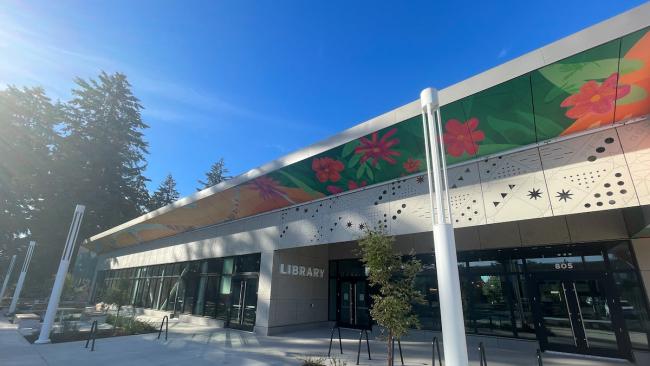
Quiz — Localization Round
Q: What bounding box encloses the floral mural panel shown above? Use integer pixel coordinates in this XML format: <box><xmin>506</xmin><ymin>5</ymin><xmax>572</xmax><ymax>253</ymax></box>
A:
<box><xmin>440</xmin><ymin>100</ymin><xmax>473</xmax><ymax>164</ymax></box>
<box><xmin>460</xmin><ymin>74</ymin><xmax>536</xmax><ymax>157</ymax></box>
<box><xmin>616</xmin><ymin>27</ymin><xmax>650</xmax><ymax>122</ymax></box>
<box><xmin>531</xmin><ymin>39</ymin><xmax>623</xmax><ymax>140</ymax></box>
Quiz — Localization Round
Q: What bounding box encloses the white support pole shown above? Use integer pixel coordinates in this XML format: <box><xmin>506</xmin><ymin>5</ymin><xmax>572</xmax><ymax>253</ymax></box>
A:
<box><xmin>7</xmin><ymin>242</ymin><xmax>37</xmax><ymax>314</ymax></box>
<box><xmin>35</xmin><ymin>204</ymin><xmax>85</xmax><ymax>344</ymax></box>
<box><xmin>0</xmin><ymin>254</ymin><xmax>17</xmax><ymax>306</ymax></box>
<box><xmin>420</xmin><ymin>88</ymin><xmax>469</xmax><ymax>366</ymax></box>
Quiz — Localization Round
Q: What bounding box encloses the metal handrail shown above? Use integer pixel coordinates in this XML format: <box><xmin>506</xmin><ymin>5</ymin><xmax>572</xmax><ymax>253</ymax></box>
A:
<box><xmin>478</xmin><ymin>342</ymin><xmax>487</xmax><ymax>366</ymax></box>
<box><xmin>84</xmin><ymin>320</ymin><xmax>98</xmax><ymax>351</ymax></box>
<box><xmin>157</xmin><ymin>315</ymin><xmax>169</xmax><ymax>341</ymax></box>
<box><xmin>432</xmin><ymin>336</ymin><xmax>442</xmax><ymax>366</ymax></box>
<box><xmin>536</xmin><ymin>349</ymin><xmax>543</xmax><ymax>366</ymax></box>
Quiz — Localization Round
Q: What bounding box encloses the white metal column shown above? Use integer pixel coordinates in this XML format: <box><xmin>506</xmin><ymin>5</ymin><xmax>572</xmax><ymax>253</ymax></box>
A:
<box><xmin>420</xmin><ymin>88</ymin><xmax>469</xmax><ymax>366</ymax></box>
<box><xmin>0</xmin><ymin>254</ymin><xmax>17</xmax><ymax>306</ymax></box>
<box><xmin>7</xmin><ymin>241</ymin><xmax>36</xmax><ymax>314</ymax></box>
<box><xmin>35</xmin><ymin>204</ymin><xmax>85</xmax><ymax>344</ymax></box>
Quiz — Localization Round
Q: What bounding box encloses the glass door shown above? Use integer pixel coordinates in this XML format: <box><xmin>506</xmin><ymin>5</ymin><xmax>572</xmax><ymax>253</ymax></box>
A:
<box><xmin>337</xmin><ymin>279</ymin><xmax>370</xmax><ymax>329</ymax></box>
<box><xmin>533</xmin><ymin>274</ymin><xmax>631</xmax><ymax>359</ymax></box>
<box><xmin>227</xmin><ymin>276</ymin><xmax>258</xmax><ymax>331</ymax></box>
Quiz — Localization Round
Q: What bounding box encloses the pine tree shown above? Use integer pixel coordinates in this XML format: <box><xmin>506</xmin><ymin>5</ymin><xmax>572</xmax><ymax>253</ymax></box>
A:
<box><xmin>149</xmin><ymin>174</ymin><xmax>180</xmax><ymax>210</ymax></box>
<box><xmin>0</xmin><ymin>86</ymin><xmax>59</xmax><ymax>263</ymax></box>
<box><xmin>28</xmin><ymin>72</ymin><xmax>151</xmax><ymax>285</ymax></box>
<box><xmin>197</xmin><ymin>158</ymin><xmax>230</xmax><ymax>190</ymax></box>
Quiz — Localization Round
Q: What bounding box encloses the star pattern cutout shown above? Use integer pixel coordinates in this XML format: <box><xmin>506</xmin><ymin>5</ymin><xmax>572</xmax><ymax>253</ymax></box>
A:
<box><xmin>556</xmin><ymin>189</ymin><xmax>573</xmax><ymax>202</ymax></box>
<box><xmin>527</xmin><ymin>188</ymin><xmax>542</xmax><ymax>200</ymax></box>
<box><xmin>416</xmin><ymin>176</ymin><xmax>425</xmax><ymax>184</ymax></box>
<box><xmin>358</xmin><ymin>223</ymin><xmax>365</xmax><ymax>230</ymax></box>
<box><xmin>346</xmin><ymin>221</ymin><xmax>352</xmax><ymax>228</ymax></box>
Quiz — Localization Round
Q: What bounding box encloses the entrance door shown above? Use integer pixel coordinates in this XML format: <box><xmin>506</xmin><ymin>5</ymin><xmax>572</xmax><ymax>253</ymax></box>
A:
<box><xmin>338</xmin><ymin>279</ymin><xmax>370</xmax><ymax>329</ymax></box>
<box><xmin>227</xmin><ymin>276</ymin><xmax>258</xmax><ymax>331</ymax></box>
<box><xmin>533</xmin><ymin>274</ymin><xmax>631</xmax><ymax>359</ymax></box>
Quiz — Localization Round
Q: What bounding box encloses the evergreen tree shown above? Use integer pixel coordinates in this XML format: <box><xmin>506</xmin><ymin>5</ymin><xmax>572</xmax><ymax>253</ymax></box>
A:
<box><xmin>197</xmin><ymin>158</ymin><xmax>230</xmax><ymax>190</ymax></box>
<box><xmin>148</xmin><ymin>173</ymin><xmax>179</xmax><ymax>210</ymax></box>
<box><xmin>28</xmin><ymin>71</ymin><xmax>150</xmax><ymax>285</ymax></box>
<box><xmin>0</xmin><ymin>86</ymin><xmax>59</xmax><ymax>263</ymax></box>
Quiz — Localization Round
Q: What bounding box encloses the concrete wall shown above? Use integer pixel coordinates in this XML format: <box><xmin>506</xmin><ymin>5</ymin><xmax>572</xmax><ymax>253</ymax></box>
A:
<box><xmin>257</xmin><ymin>245</ymin><xmax>329</xmax><ymax>335</ymax></box>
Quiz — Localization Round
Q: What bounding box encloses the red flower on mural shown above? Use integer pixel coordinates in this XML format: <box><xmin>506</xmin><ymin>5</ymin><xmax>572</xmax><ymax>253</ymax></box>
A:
<box><xmin>354</xmin><ymin>128</ymin><xmax>400</xmax><ymax>166</ymax></box>
<box><xmin>403</xmin><ymin>157</ymin><xmax>421</xmax><ymax>173</ymax></box>
<box><xmin>443</xmin><ymin>118</ymin><xmax>485</xmax><ymax>157</ymax></box>
<box><xmin>327</xmin><ymin>185</ymin><xmax>344</xmax><ymax>194</ymax></box>
<box><xmin>347</xmin><ymin>180</ymin><xmax>367</xmax><ymax>190</ymax></box>
<box><xmin>561</xmin><ymin>73</ymin><xmax>631</xmax><ymax>119</ymax></box>
<box><xmin>312</xmin><ymin>157</ymin><xmax>344</xmax><ymax>183</ymax></box>
<box><xmin>250</xmin><ymin>176</ymin><xmax>286</xmax><ymax>200</ymax></box>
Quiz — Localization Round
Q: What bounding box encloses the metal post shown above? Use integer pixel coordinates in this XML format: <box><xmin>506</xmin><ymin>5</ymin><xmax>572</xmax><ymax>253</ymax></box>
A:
<box><xmin>35</xmin><ymin>204</ymin><xmax>85</xmax><ymax>344</ymax></box>
<box><xmin>0</xmin><ymin>255</ymin><xmax>17</xmax><ymax>305</ymax></box>
<box><xmin>420</xmin><ymin>88</ymin><xmax>469</xmax><ymax>366</ymax></box>
<box><xmin>7</xmin><ymin>242</ymin><xmax>36</xmax><ymax>314</ymax></box>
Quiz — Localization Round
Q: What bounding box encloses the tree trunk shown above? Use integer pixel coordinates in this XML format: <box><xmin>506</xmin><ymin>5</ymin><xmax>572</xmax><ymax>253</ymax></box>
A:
<box><xmin>113</xmin><ymin>306</ymin><xmax>120</xmax><ymax>334</ymax></box>
<box><xmin>387</xmin><ymin>331</ymin><xmax>394</xmax><ymax>366</ymax></box>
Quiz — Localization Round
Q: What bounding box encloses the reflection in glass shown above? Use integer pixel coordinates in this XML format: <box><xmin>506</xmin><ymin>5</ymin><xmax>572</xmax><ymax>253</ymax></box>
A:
<box><xmin>538</xmin><ymin>280</ymin><xmax>576</xmax><ymax>346</ymax></box>
<box><xmin>614</xmin><ymin>272</ymin><xmax>650</xmax><ymax>349</ymax></box>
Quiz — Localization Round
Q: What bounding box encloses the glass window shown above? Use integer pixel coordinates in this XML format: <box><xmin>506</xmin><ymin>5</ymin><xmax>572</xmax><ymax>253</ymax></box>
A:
<box><xmin>329</xmin><ymin>278</ymin><xmax>337</xmax><ymax>321</ymax></box>
<box><xmin>206</xmin><ymin>259</ymin><xmax>222</xmax><ymax>274</ymax></box>
<box><xmin>235</xmin><ymin>254</ymin><xmax>260</xmax><ymax>273</ymax></box>
<box><xmin>463</xmin><ymin>273</ymin><xmax>514</xmax><ymax>337</ymax></box>
<box><xmin>613</xmin><ymin>272</ymin><xmax>650</xmax><ymax>350</ymax></box>
<box><xmin>222</xmin><ymin>258</ymin><xmax>234</xmax><ymax>275</ymax></box>
<box><xmin>203</xmin><ymin>276</ymin><xmax>220</xmax><ymax>317</ymax></box>
<box><xmin>526</xmin><ymin>255</ymin><xmax>583</xmax><ymax>271</ymax></box>
<box><xmin>608</xmin><ymin>242</ymin><xmax>636</xmax><ymax>271</ymax></box>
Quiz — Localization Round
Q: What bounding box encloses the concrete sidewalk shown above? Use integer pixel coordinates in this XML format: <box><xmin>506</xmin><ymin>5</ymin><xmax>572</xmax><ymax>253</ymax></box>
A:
<box><xmin>0</xmin><ymin>314</ymin><xmax>641</xmax><ymax>366</ymax></box>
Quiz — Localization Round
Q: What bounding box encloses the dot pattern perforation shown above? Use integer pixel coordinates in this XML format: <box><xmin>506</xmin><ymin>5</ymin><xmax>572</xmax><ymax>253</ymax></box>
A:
<box><xmin>540</xmin><ymin>130</ymin><xmax>639</xmax><ymax>215</ymax></box>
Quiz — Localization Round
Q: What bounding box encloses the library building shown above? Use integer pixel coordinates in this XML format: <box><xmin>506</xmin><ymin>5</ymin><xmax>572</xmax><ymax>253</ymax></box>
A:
<box><xmin>86</xmin><ymin>5</ymin><xmax>650</xmax><ymax>361</ymax></box>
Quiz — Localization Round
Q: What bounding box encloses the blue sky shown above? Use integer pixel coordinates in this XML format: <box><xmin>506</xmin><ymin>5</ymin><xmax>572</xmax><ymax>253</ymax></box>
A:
<box><xmin>0</xmin><ymin>0</ymin><xmax>646</xmax><ymax>196</ymax></box>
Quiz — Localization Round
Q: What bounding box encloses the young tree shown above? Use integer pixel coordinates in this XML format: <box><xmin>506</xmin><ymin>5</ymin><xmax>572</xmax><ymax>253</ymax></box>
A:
<box><xmin>102</xmin><ymin>278</ymin><xmax>131</xmax><ymax>331</ymax></box>
<box><xmin>148</xmin><ymin>173</ymin><xmax>180</xmax><ymax>210</ymax></box>
<box><xmin>197</xmin><ymin>158</ymin><xmax>230</xmax><ymax>190</ymax></box>
<box><xmin>357</xmin><ymin>228</ymin><xmax>424</xmax><ymax>366</ymax></box>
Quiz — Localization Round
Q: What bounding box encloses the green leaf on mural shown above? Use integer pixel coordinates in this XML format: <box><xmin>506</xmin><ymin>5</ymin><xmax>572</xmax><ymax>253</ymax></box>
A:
<box><xmin>533</xmin><ymin>113</ymin><xmax>567</xmax><ymax>140</ymax></box>
<box><xmin>341</xmin><ymin>140</ymin><xmax>359</xmax><ymax>158</ymax></box>
<box><xmin>476</xmin><ymin>143</ymin><xmax>521</xmax><ymax>157</ymax></box>
<box><xmin>277</xmin><ymin>171</ymin><xmax>321</xmax><ymax>197</ymax></box>
<box><xmin>617</xmin><ymin>84</ymin><xmax>647</xmax><ymax>105</ymax></box>
<box><xmin>484</xmin><ymin>116</ymin><xmax>536</xmax><ymax>145</ymax></box>
<box><xmin>356</xmin><ymin>163</ymin><xmax>365</xmax><ymax>180</ymax></box>
<box><xmin>348</xmin><ymin>152</ymin><xmax>361</xmax><ymax>169</ymax></box>
<box><xmin>619</xmin><ymin>58</ymin><xmax>644</xmax><ymax>75</ymax></box>
<box><xmin>538</xmin><ymin>59</ymin><xmax>620</xmax><ymax>95</ymax></box>
<box><xmin>366</xmin><ymin>163</ymin><xmax>375</xmax><ymax>181</ymax></box>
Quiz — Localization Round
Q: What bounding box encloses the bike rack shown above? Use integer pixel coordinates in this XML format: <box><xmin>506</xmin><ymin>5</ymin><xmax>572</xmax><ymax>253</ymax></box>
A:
<box><xmin>157</xmin><ymin>315</ymin><xmax>169</xmax><ymax>341</ymax></box>
<box><xmin>432</xmin><ymin>336</ymin><xmax>442</xmax><ymax>366</ymax></box>
<box><xmin>356</xmin><ymin>329</ymin><xmax>371</xmax><ymax>365</ymax></box>
<box><xmin>389</xmin><ymin>337</ymin><xmax>404</xmax><ymax>366</ymax></box>
<box><xmin>536</xmin><ymin>348</ymin><xmax>543</xmax><ymax>366</ymax></box>
<box><xmin>84</xmin><ymin>320</ymin><xmax>98</xmax><ymax>351</ymax></box>
<box><xmin>478</xmin><ymin>342</ymin><xmax>488</xmax><ymax>366</ymax></box>
<box><xmin>328</xmin><ymin>325</ymin><xmax>343</xmax><ymax>356</ymax></box>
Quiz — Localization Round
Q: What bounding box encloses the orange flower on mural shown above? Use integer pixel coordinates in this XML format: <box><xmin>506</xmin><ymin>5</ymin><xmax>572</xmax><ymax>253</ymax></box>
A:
<box><xmin>403</xmin><ymin>157</ymin><xmax>421</xmax><ymax>173</ymax></box>
<box><xmin>312</xmin><ymin>157</ymin><xmax>344</xmax><ymax>183</ymax></box>
<box><xmin>443</xmin><ymin>118</ymin><xmax>485</xmax><ymax>157</ymax></box>
<box><xmin>561</xmin><ymin>73</ymin><xmax>630</xmax><ymax>119</ymax></box>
